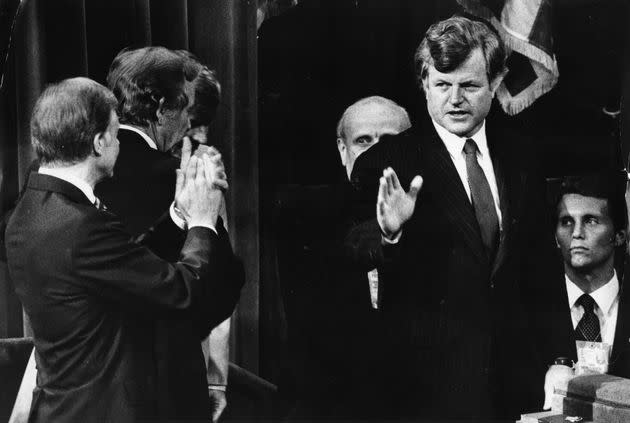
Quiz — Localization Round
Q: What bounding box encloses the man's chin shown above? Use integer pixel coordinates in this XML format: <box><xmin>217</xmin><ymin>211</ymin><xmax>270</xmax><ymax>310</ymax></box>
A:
<box><xmin>442</xmin><ymin>120</ymin><xmax>476</xmax><ymax>138</ymax></box>
<box><xmin>570</xmin><ymin>258</ymin><xmax>592</xmax><ymax>271</ymax></box>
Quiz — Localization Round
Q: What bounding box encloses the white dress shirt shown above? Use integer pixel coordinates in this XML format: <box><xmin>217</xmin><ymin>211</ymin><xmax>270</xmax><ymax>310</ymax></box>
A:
<box><xmin>382</xmin><ymin>120</ymin><xmax>502</xmax><ymax>244</ymax></box>
<box><xmin>119</xmin><ymin>124</ymin><xmax>158</xmax><ymax>149</ymax></box>
<box><xmin>432</xmin><ymin>120</ymin><xmax>502</xmax><ymax>228</ymax></box>
<box><xmin>565</xmin><ymin>272</ymin><xmax>619</xmax><ymax>351</ymax></box>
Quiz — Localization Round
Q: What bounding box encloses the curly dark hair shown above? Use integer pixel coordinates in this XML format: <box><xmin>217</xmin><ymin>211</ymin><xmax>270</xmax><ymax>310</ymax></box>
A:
<box><xmin>414</xmin><ymin>15</ymin><xmax>506</xmax><ymax>90</ymax></box>
<box><xmin>106</xmin><ymin>46</ymin><xmax>201</xmax><ymax>127</ymax></box>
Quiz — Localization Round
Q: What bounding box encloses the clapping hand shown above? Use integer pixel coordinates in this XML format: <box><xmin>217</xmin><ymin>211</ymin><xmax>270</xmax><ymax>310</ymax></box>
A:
<box><xmin>376</xmin><ymin>167</ymin><xmax>423</xmax><ymax>239</ymax></box>
<box><xmin>193</xmin><ymin>144</ymin><xmax>228</xmax><ymax>191</ymax></box>
<box><xmin>175</xmin><ymin>145</ymin><xmax>225</xmax><ymax>228</ymax></box>
<box><xmin>177</xmin><ymin>137</ymin><xmax>228</xmax><ymax>194</ymax></box>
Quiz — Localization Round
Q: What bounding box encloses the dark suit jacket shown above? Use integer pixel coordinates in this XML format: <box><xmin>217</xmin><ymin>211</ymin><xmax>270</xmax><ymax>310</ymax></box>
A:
<box><xmin>95</xmin><ymin>128</ymin><xmax>244</xmax><ymax>419</ymax></box>
<box><xmin>347</xmin><ymin>120</ymin><xmax>558</xmax><ymax>419</ymax></box>
<box><xmin>275</xmin><ymin>182</ymin><xmax>384</xmax><ymax>420</ymax></box>
<box><xmin>534</xmin><ymin>262</ymin><xmax>630</xmax><ymax>381</ymax></box>
<box><xmin>5</xmin><ymin>173</ymin><xmax>227</xmax><ymax>422</ymax></box>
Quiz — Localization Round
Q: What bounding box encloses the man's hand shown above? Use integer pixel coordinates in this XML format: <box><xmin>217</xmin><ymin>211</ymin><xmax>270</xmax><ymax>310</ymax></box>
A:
<box><xmin>176</xmin><ymin>155</ymin><xmax>223</xmax><ymax>228</ymax></box>
<box><xmin>175</xmin><ymin>136</ymin><xmax>193</xmax><ymax>202</ymax></box>
<box><xmin>208</xmin><ymin>389</ymin><xmax>227</xmax><ymax>423</ymax></box>
<box><xmin>194</xmin><ymin>145</ymin><xmax>228</xmax><ymax>191</ymax></box>
<box><xmin>376</xmin><ymin>167</ymin><xmax>423</xmax><ymax>238</ymax></box>
<box><xmin>543</xmin><ymin>364</ymin><xmax>575</xmax><ymax>410</ymax></box>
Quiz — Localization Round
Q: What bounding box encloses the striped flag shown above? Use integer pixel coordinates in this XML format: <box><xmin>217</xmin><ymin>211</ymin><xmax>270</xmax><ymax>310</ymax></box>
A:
<box><xmin>457</xmin><ymin>0</ymin><xmax>559</xmax><ymax>115</ymax></box>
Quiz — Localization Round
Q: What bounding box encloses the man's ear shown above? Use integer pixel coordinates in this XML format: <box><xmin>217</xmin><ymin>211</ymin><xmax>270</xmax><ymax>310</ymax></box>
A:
<box><xmin>614</xmin><ymin>230</ymin><xmax>626</xmax><ymax>247</ymax></box>
<box><xmin>489</xmin><ymin>69</ymin><xmax>508</xmax><ymax>96</ymax></box>
<box><xmin>337</xmin><ymin>138</ymin><xmax>347</xmax><ymax>166</ymax></box>
<box><xmin>155</xmin><ymin>97</ymin><xmax>166</xmax><ymax>126</ymax></box>
<box><xmin>93</xmin><ymin>132</ymin><xmax>106</xmax><ymax>157</ymax></box>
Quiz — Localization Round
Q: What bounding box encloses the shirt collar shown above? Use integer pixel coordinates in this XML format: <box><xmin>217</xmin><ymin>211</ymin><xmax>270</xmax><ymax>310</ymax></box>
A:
<box><xmin>565</xmin><ymin>271</ymin><xmax>619</xmax><ymax>314</ymax></box>
<box><xmin>119</xmin><ymin>124</ymin><xmax>158</xmax><ymax>150</ymax></box>
<box><xmin>38</xmin><ymin>167</ymin><xmax>96</xmax><ymax>204</ymax></box>
<box><xmin>432</xmin><ymin>119</ymin><xmax>489</xmax><ymax>159</ymax></box>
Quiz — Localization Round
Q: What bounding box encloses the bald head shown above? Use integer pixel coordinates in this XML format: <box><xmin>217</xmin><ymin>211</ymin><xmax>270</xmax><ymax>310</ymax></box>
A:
<box><xmin>336</xmin><ymin>96</ymin><xmax>410</xmax><ymax>179</ymax></box>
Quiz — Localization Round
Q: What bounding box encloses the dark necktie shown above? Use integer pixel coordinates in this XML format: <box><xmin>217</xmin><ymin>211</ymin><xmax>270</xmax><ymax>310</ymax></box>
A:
<box><xmin>575</xmin><ymin>294</ymin><xmax>602</xmax><ymax>342</ymax></box>
<box><xmin>463</xmin><ymin>139</ymin><xmax>499</xmax><ymax>261</ymax></box>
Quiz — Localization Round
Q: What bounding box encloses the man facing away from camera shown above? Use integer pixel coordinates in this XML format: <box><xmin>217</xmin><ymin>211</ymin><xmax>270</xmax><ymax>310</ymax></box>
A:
<box><xmin>5</xmin><ymin>77</ymin><xmax>237</xmax><ymax>422</ymax></box>
<box><xmin>97</xmin><ymin>46</ymin><xmax>244</xmax><ymax>421</ymax></box>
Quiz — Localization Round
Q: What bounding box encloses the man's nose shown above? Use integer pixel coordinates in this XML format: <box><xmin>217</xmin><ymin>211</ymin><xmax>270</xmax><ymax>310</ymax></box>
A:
<box><xmin>449</xmin><ymin>86</ymin><xmax>463</xmax><ymax>104</ymax></box>
<box><xmin>572</xmin><ymin>222</ymin><xmax>585</xmax><ymax>239</ymax></box>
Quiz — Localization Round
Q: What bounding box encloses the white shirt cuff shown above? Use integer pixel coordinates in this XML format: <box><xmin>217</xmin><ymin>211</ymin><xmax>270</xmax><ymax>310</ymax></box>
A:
<box><xmin>382</xmin><ymin>230</ymin><xmax>402</xmax><ymax>244</ymax></box>
<box><xmin>208</xmin><ymin>385</ymin><xmax>227</xmax><ymax>392</ymax></box>
<box><xmin>170</xmin><ymin>203</ymin><xmax>217</xmax><ymax>234</ymax></box>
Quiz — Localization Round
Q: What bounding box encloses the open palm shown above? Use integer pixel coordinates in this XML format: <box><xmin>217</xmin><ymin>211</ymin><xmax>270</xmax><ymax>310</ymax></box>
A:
<box><xmin>377</xmin><ymin>168</ymin><xmax>423</xmax><ymax>238</ymax></box>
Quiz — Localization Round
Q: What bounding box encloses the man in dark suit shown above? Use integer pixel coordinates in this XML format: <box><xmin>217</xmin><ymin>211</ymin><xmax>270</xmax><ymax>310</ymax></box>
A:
<box><xmin>280</xmin><ymin>96</ymin><xmax>411</xmax><ymax>420</ymax></box>
<box><xmin>540</xmin><ymin>173</ymin><xmax>630</xmax><ymax>409</ymax></box>
<box><xmin>96</xmin><ymin>47</ymin><xmax>243</xmax><ymax>421</ymax></box>
<box><xmin>5</xmin><ymin>77</ymin><xmax>237</xmax><ymax>422</ymax></box>
<box><xmin>347</xmin><ymin>16</ymin><xmax>556</xmax><ymax>420</ymax></box>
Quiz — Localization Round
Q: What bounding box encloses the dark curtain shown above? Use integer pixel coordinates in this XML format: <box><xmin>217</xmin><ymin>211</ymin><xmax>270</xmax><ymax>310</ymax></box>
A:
<box><xmin>0</xmin><ymin>0</ymin><xmax>259</xmax><ymax>373</ymax></box>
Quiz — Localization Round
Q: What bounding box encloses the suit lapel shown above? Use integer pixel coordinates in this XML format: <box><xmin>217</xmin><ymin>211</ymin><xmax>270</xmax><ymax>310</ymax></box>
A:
<box><xmin>549</xmin><ymin>279</ymin><xmax>578</xmax><ymax>363</ymax></box>
<box><xmin>486</xmin><ymin>124</ymin><xmax>524</xmax><ymax>278</ymax></box>
<box><xmin>422</xmin><ymin>128</ymin><xmax>486</xmax><ymax>265</ymax></box>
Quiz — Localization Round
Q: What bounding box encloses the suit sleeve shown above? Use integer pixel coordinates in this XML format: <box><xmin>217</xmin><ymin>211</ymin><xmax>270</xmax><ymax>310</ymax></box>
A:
<box><xmin>134</xmin><ymin>209</ymin><xmax>187</xmax><ymax>262</ymax></box>
<box><xmin>190</xmin><ymin>220</ymin><xmax>245</xmax><ymax>338</ymax></box>
<box><xmin>129</xmin><ymin>209</ymin><xmax>243</xmax><ymax>337</ymax></box>
<box><xmin>71</xmin><ymin>210</ymin><xmax>221</xmax><ymax>313</ymax></box>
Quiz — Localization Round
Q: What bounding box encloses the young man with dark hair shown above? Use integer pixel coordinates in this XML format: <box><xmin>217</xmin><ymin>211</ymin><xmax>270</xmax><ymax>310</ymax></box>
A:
<box><xmin>347</xmin><ymin>15</ymin><xmax>556</xmax><ymax>419</ymax></box>
<box><xmin>539</xmin><ymin>172</ymin><xmax>630</xmax><ymax>409</ymax></box>
<box><xmin>5</xmin><ymin>77</ymin><xmax>232</xmax><ymax>422</ymax></box>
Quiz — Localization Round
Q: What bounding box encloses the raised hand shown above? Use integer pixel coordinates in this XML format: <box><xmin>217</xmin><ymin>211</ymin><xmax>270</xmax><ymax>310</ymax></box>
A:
<box><xmin>376</xmin><ymin>167</ymin><xmax>423</xmax><ymax>239</ymax></box>
<box><xmin>176</xmin><ymin>155</ymin><xmax>223</xmax><ymax>229</ymax></box>
<box><xmin>194</xmin><ymin>145</ymin><xmax>228</xmax><ymax>191</ymax></box>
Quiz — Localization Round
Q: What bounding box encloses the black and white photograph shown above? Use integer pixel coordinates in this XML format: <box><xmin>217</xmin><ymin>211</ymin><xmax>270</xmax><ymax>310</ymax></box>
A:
<box><xmin>1</xmin><ymin>0</ymin><xmax>630</xmax><ymax>422</ymax></box>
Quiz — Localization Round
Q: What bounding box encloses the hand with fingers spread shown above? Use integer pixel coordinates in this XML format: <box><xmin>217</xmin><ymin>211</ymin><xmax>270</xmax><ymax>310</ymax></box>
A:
<box><xmin>376</xmin><ymin>167</ymin><xmax>423</xmax><ymax>239</ymax></box>
<box><xmin>176</xmin><ymin>155</ymin><xmax>223</xmax><ymax>228</ymax></box>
